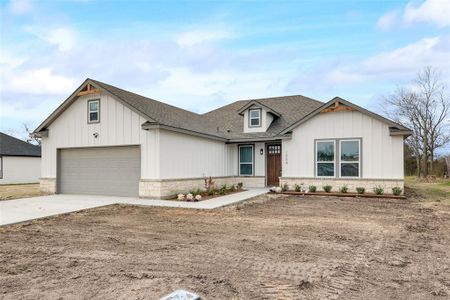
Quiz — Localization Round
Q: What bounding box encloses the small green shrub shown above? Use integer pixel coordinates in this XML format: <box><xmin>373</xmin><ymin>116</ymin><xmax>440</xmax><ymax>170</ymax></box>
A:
<box><xmin>219</xmin><ymin>188</ymin><xmax>226</xmax><ymax>195</ymax></box>
<box><xmin>323</xmin><ymin>185</ymin><xmax>332</xmax><ymax>193</ymax></box>
<box><xmin>207</xmin><ymin>189</ymin><xmax>214</xmax><ymax>196</ymax></box>
<box><xmin>281</xmin><ymin>183</ymin><xmax>289</xmax><ymax>192</ymax></box>
<box><xmin>193</xmin><ymin>188</ymin><xmax>203</xmax><ymax>196</ymax></box>
<box><xmin>309</xmin><ymin>185</ymin><xmax>317</xmax><ymax>192</ymax></box>
<box><xmin>221</xmin><ymin>184</ymin><xmax>227</xmax><ymax>191</ymax></box>
<box><xmin>339</xmin><ymin>185</ymin><xmax>348</xmax><ymax>193</ymax></box>
<box><xmin>356</xmin><ymin>187</ymin><xmax>365</xmax><ymax>194</ymax></box>
<box><xmin>237</xmin><ymin>182</ymin><xmax>243</xmax><ymax>190</ymax></box>
<box><xmin>392</xmin><ymin>186</ymin><xmax>403</xmax><ymax>196</ymax></box>
<box><xmin>294</xmin><ymin>184</ymin><xmax>301</xmax><ymax>192</ymax></box>
<box><xmin>229</xmin><ymin>184</ymin><xmax>236</xmax><ymax>191</ymax></box>
<box><xmin>373</xmin><ymin>185</ymin><xmax>384</xmax><ymax>195</ymax></box>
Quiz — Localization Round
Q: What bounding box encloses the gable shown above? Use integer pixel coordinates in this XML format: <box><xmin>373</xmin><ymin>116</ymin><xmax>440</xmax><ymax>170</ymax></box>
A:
<box><xmin>33</xmin><ymin>80</ymin><xmax>153</xmax><ymax>136</ymax></box>
<box><xmin>279</xmin><ymin>97</ymin><xmax>412</xmax><ymax>136</ymax></box>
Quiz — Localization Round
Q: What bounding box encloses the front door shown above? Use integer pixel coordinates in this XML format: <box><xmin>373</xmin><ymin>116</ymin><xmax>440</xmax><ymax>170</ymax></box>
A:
<box><xmin>266</xmin><ymin>144</ymin><xmax>282</xmax><ymax>186</ymax></box>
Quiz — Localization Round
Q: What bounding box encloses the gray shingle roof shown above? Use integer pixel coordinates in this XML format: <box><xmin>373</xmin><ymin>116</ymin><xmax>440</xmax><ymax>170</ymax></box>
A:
<box><xmin>203</xmin><ymin>95</ymin><xmax>323</xmax><ymax>139</ymax></box>
<box><xmin>36</xmin><ymin>78</ymin><xmax>409</xmax><ymax>141</ymax></box>
<box><xmin>0</xmin><ymin>132</ymin><xmax>41</xmax><ymax>157</ymax></box>
<box><xmin>92</xmin><ymin>79</ymin><xmax>323</xmax><ymax>140</ymax></box>
<box><xmin>91</xmin><ymin>80</ymin><xmax>226</xmax><ymax>139</ymax></box>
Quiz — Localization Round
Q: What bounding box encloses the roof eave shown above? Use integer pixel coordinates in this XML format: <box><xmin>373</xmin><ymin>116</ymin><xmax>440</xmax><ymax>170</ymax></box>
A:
<box><xmin>141</xmin><ymin>122</ymin><xmax>227</xmax><ymax>142</ymax></box>
<box><xmin>227</xmin><ymin>134</ymin><xmax>292</xmax><ymax>143</ymax></box>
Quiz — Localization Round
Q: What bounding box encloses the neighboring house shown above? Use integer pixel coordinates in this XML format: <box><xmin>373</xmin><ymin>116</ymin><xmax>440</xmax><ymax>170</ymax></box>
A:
<box><xmin>33</xmin><ymin>79</ymin><xmax>411</xmax><ymax>198</ymax></box>
<box><xmin>0</xmin><ymin>132</ymin><xmax>41</xmax><ymax>184</ymax></box>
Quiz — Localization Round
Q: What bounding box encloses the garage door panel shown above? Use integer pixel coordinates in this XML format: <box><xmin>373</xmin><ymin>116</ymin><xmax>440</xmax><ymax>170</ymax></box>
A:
<box><xmin>59</xmin><ymin>146</ymin><xmax>140</xmax><ymax>197</ymax></box>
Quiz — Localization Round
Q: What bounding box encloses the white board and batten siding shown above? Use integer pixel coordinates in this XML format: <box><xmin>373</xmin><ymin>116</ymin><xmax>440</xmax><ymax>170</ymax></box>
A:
<box><xmin>282</xmin><ymin>110</ymin><xmax>404</xmax><ymax>179</ymax></box>
<box><xmin>41</xmin><ymin>93</ymin><xmax>247</xmax><ymax>181</ymax></box>
<box><xmin>0</xmin><ymin>156</ymin><xmax>41</xmax><ymax>184</ymax></box>
<box><xmin>41</xmin><ymin>93</ymin><xmax>159</xmax><ymax>179</ymax></box>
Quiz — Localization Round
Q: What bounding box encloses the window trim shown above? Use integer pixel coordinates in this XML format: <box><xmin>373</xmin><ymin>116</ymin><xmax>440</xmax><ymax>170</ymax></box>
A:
<box><xmin>248</xmin><ymin>108</ymin><xmax>262</xmax><ymax>128</ymax></box>
<box><xmin>87</xmin><ymin>99</ymin><xmax>100</xmax><ymax>124</ymax></box>
<box><xmin>339</xmin><ymin>139</ymin><xmax>361</xmax><ymax>178</ymax></box>
<box><xmin>238</xmin><ymin>144</ymin><xmax>254</xmax><ymax>176</ymax></box>
<box><xmin>315</xmin><ymin>139</ymin><xmax>336</xmax><ymax>178</ymax></box>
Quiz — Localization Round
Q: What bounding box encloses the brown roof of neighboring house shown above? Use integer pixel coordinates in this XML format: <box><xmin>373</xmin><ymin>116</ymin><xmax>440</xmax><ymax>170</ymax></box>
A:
<box><xmin>0</xmin><ymin>132</ymin><xmax>41</xmax><ymax>157</ymax></box>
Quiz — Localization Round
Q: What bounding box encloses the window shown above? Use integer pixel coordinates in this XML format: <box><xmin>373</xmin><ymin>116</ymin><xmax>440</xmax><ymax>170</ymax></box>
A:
<box><xmin>88</xmin><ymin>99</ymin><xmax>100</xmax><ymax>123</ymax></box>
<box><xmin>316</xmin><ymin>140</ymin><xmax>335</xmax><ymax>177</ymax></box>
<box><xmin>340</xmin><ymin>139</ymin><xmax>360</xmax><ymax>177</ymax></box>
<box><xmin>249</xmin><ymin>109</ymin><xmax>261</xmax><ymax>127</ymax></box>
<box><xmin>239</xmin><ymin>145</ymin><xmax>254</xmax><ymax>176</ymax></box>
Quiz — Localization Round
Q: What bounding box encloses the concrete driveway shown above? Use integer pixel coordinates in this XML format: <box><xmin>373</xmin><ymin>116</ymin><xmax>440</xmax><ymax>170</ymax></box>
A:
<box><xmin>0</xmin><ymin>189</ymin><xmax>268</xmax><ymax>226</ymax></box>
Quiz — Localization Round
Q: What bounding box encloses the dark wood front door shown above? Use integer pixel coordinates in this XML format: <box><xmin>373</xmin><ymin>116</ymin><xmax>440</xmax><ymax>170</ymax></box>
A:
<box><xmin>267</xmin><ymin>144</ymin><xmax>282</xmax><ymax>186</ymax></box>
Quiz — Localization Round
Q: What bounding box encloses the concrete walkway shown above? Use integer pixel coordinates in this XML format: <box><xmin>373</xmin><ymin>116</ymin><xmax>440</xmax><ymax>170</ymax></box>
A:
<box><xmin>0</xmin><ymin>189</ymin><xmax>268</xmax><ymax>226</ymax></box>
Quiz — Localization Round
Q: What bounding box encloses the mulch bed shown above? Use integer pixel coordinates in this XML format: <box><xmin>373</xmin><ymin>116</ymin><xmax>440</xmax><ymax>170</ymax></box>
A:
<box><xmin>273</xmin><ymin>191</ymin><xmax>406</xmax><ymax>199</ymax></box>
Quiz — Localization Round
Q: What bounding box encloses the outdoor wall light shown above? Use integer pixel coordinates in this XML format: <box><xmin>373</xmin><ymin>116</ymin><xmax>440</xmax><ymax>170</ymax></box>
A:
<box><xmin>93</xmin><ymin>132</ymin><xmax>99</xmax><ymax>138</ymax></box>
<box><xmin>260</xmin><ymin>148</ymin><xmax>264</xmax><ymax>155</ymax></box>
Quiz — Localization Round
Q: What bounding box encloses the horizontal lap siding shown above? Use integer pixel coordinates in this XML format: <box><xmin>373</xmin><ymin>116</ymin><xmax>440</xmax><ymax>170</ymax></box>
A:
<box><xmin>0</xmin><ymin>156</ymin><xmax>41</xmax><ymax>184</ymax></box>
<box><xmin>282</xmin><ymin>110</ymin><xmax>404</xmax><ymax>179</ymax></box>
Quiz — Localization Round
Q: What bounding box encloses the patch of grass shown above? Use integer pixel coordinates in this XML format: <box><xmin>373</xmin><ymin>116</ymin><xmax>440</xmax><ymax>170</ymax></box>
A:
<box><xmin>405</xmin><ymin>176</ymin><xmax>450</xmax><ymax>205</ymax></box>
<box><xmin>0</xmin><ymin>183</ymin><xmax>42</xmax><ymax>201</ymax></box>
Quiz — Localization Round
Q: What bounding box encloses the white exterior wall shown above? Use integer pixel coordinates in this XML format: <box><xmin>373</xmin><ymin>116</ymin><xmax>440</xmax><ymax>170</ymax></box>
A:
<box><xmin>230</xmin><ymin>142</ymin><xmax>266</xmax><ymax>177</ymax></box>
<box><xmin>282</xmin><ymin>110</ymin><xmax>404</xmax><ymax>179</ymax></box>
<box><xmin>40</xmin><ymin>93</ymin><xmax>159</xmax><ymax>179</ymax></box>
<box><xmin>243</xmin><ymin>107</ymin><xmax>274</xmax><ymax>133</ymax></box>
<box><xmin>0</xmin><ymin>156</ymin><xmax>41</xmax><ymax>184</ymax></box>
<box><xmin>159</xmin><ymin>130</ymin><xmax>236</xmax><ymax>179</ymax></box>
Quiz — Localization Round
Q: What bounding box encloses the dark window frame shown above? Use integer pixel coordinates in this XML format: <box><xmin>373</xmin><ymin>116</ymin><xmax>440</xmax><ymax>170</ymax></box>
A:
<box><xmin>238</xmin><ymin>144</ymin><xmax>254</xmax><ymax>176</ymax></box>
<box><xmin>248</xmin><ymin>108</ymin><xmax>262</xmax><ymax>128</ymax></box>
<box><xmin>87</xmin><ymin>99</ymin><xmax>100</xmax><ymax>124</ymax></box>
<box><xmin>314</xmin><ymin>138</ymin><xmax>362</xmax><ymax>178</ymax></box>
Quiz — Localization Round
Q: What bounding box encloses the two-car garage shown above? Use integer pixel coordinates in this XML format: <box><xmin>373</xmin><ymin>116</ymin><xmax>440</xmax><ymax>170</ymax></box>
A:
<box><xmin>57</xmin><ymin>146</ymin><xmax>140</xmax><ymax>197</ymax></box>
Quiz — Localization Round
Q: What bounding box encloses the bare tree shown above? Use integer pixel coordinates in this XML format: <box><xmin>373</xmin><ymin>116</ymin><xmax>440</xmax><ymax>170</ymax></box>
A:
<box><xmin>445</xmin><ymin>155</ymin><xmax>450</xmax><ymax>178</ymax></box>
<box><xmin>384</xmin><ymin>66</ymin><xmax>450</xmax><ymax>177</ymax></box>
<box><xmin>23</xmin><ymin>123</ymin><xmax>41</xmax><ymax>146</ymax></box>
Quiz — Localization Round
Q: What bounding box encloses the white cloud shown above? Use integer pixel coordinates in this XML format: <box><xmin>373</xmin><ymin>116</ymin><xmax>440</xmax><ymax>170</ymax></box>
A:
<box><xmin>376</xmin><ymin>10</ymin><xmax>400</xmax><ymax>30</ymax></box>
<box><xmin>287</xmin><ymin>36</ymin><xmax>450</xmax><ymax>95</ymax></box>
<box><xmin>404</xmin><ymin>0</ymin><xmax>450</xmax><ymax>27</ymax></box>
<box><xmin>176</xmin><ymin>29</ymin><xmax>234</xmax><ymax>46</ymax></box>
<box><xmin>377</xmin><ymin>0</ymin><xmax>450</xmax><ymax>30</ymax></box>
<box><xmin>25</xmin><ymin>26</ymin><xmax>78</xmax><ymax>51</ymax></box>
<box><xmin>8</xmin><ymin>0</ymin><xmax>33</xmax><ymax>15</ymax></box>
<box><xmin>2</xmin><ymin>68</ymin><xmax>76</xmax><ymax>95</ymax></box>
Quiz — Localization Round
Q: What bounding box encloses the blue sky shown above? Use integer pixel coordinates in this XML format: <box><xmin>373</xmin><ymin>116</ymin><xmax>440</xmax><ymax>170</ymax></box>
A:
<box><xmin>1</xmin><ymin>0</ymin><xmax>449</xmax><ymax>139</ymax></box>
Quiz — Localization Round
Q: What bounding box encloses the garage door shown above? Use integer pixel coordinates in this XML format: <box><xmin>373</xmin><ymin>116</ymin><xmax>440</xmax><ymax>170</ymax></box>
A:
<box><xmin>58</xmin><ymin>146</ymin><xmax>140</xmax><ymax>197</ymax></box>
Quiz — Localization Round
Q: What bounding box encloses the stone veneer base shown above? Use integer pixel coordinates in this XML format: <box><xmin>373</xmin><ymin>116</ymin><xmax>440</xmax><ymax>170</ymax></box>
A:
<box><xmin>279</xmin><ymin>177</ymin><xmax>404</xmax><ymax>195</ymax></box>
<box><xmin>39</xmin><ymin>176</ymin><xmax>266</xmax><ymax>199</ymax></box>
<box><xmin>40</xmin><ymin>178</ymin><xmax>57</xmax><ymax>194</ymax></box>
<box><xmin>139</xmin><ymin>176</ymin><xmax>266</xmax><ymax>199</ymax></box>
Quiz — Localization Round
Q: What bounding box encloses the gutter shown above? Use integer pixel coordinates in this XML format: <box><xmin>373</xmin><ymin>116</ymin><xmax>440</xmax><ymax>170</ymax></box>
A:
<box><xmin>141</xmin><ymin>122</ymin><xmax>228</xmax><ymax>142</ymax></box>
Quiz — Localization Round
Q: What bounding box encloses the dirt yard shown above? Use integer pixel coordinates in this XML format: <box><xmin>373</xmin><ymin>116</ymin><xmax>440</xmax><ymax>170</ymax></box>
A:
<box><xmin>1</xmin><ymin>194</ymin><xmax>449</xmax><ymax>299</ymax></box>
<box><xmin>0</xmin><ymin>183</ymin><xmax>41</xmax><ymax>201</ymax></box>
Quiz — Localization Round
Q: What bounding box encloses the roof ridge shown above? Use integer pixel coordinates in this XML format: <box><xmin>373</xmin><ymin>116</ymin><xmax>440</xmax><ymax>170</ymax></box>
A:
<box><xmin>236</xmin><ymin>94</ymin><xmax>324</xmax><ymax>104</ymax></box>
